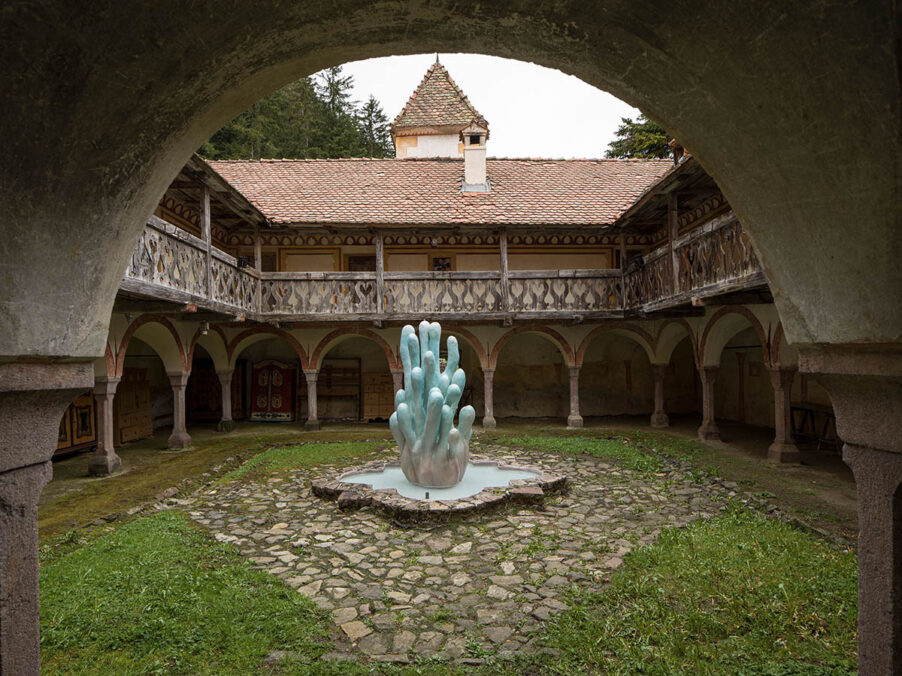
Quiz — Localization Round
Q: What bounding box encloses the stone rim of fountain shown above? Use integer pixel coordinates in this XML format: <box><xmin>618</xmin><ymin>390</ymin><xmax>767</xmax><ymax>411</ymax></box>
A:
<box><xmin>311</xmin><ymin>454</ymin><xmax>568</xmax><ymax>526</ymax></box>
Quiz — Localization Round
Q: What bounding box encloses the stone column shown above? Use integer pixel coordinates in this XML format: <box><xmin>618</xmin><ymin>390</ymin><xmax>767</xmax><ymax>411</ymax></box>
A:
<box><xmin>167</xmin><ymin>372</ymin><xmax>191</xmax><ymax>449</ymax></box>
<box><xmin>650</xmin><ymin>364</ymin><xmax>669</xmax><ymax>428</ymax></box>
<box><xmin>0</xmin><ymin>361</ymin><xmax>93</xmax><ymax>675</ymax></box>
<box><xmin>482</xmin><ymin>368</ymin><xmax>496</xmax><ymax>429</ymax></box>
<box><xmin>801</xmin><ymin>345</ymin><xmax>902</xmax><ymax>674</ymax></box>
<box><xmin>89</xmin><ymin>376</ymin><xmax>122</xmax><ymax>476</ymax></box>
<box><xmin>768</xmin><ymin>368</ymin><xmax>800</xmax><ymax>463</ymax></box>
<box><xmin>216</xmin><ymin>370</ymin><xmax>235</xmax><ymax>433</ymax></box>
<box><xmin>390</xmin><ymin>369</ymin><xmax>403</xmax><ymax>396</ymax></box>
<box><xmin>567</xmin><ymin>365</ymin><xmax>583</xmax><ymax>428</ymax></box>
<box><xmin>697</xmin><ymin>365</ymin><xmax>720</xmax><ymax>440</ymax></box>
<box><xmin>304</xmin><ymin>369</ymin><xmax>320</xmax><ymax>431</ymax></box>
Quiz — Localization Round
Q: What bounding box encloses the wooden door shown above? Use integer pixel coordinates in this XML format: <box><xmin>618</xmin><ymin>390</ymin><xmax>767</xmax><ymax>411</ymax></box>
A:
<box><xmin>250</xmin><ymin>361</ymin><xmax>296</xmax><ymax>422</ymax></box>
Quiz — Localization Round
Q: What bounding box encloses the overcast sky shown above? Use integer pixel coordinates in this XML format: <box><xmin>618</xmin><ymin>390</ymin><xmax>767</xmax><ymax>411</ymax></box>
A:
<box><xmin>340</xmin><ymin>54</ymin><xmax>641</xmax><ymax>159</ymax></box>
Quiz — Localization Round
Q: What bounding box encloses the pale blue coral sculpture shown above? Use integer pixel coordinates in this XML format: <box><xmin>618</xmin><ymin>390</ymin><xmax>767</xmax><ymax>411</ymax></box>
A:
<box><xmin>390</xmin><ymin>321</ymin><xmax>476</xmax><ymax>487</ymax></box>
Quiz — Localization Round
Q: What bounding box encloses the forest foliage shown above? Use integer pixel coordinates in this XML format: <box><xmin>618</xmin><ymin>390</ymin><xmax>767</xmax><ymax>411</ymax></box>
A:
<box><xmin>199</xmin><ymin>66</ymin><xmax>394</xmax><ymax>160</ymax></box>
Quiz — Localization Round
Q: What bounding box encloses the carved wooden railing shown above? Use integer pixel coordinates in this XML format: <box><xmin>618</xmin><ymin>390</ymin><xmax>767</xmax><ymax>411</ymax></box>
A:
<box><xmin>260</xmin><ymin>273</ymin><xmax>378</xmax><ymax>315</ymax></box>
<box><xmin>384</xmin><ymin>272</ymin><xmax>504</xmax><ymax>315</ymax></box>
<box><xmin>508</xmin><ymin>270</ymin><xmax>622</xmax><ymax>312</ymax></box>
<box><xmin>124</xmin><ymin>214</ymin><xmax>763</xmax><ymax>319</ymax></box>
<box><xmin>123</xmin><ymin>217</ymin><xmax>258</xmax><ymax>314</ymax></box>
<box><xmin>623</xmin><ymin>248</ymin><xmax>672</xmax><ymax>307</ymax></box>
<box><xmin>674</xmin><ymin>215</ymin><xmax>761</xmax><ymax>293</ymax></box>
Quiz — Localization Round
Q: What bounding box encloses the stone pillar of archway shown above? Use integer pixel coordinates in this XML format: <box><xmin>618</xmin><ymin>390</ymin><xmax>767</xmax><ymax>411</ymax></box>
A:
<box><xmin>801</xmin><ymin>345</ymin><xmax>902</xmax><ymax>673</ymax></box>
<box><xmin>303</xmin><ymin>369</ymin><xmax>320</xmax><ymax>431</ymax></box>
<box><xmin>698</xmin><ymin>366</ymin><xmax>720</xmax><ymax>441</ymax></box>
<box><xmin>216</xmin><ymin>370</ymin><xmax>235</xmax><ymax>433</ymax></box>
<box><xmin>650</xmin><ymin>364</ymin><xmax>669</xmax><ymax>428</ymax></box>
<box><xmin>567</xmin><ymin>366</ymin><xmax>583</xmax><ymax>429</ymax></box>
<box><xmin>89</xmin><ymin>376</ymin><xmax>122</xmax><ymax>476</ymax></box>
<box><xmin>167</xmin><ymin>372</ymin><xmax>192</xmax><ymax>449</ymax></box>
<box><xmin>482</xmin><ymin>368</ymin><xmax>496</xmax><ymax>429</ymax></box>
<box><xmin>767</xmin><ymin>368</ymin><xmax>800</xmax><ymax>463</ymax></box>
<box><xmin>0</xmin><ymin>361</ymin><xmax>93</xmax><ymax>674</ymax></box>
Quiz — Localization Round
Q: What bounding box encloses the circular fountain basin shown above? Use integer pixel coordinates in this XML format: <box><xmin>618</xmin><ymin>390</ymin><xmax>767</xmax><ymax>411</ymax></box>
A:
<box><xmin>311</xmin><ymin>455</ymin><xmax>568</xmax><ymax>525</ymax></box>
<box><xmin>340</xmin><ymin>462</ymin><xmax>539</xmax><ymax>500</ymax></box>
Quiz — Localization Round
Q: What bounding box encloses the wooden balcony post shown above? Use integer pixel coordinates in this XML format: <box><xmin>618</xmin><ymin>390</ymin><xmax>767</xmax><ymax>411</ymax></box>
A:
<box><xmin>201</xmin><ymin>185</ymin><xmax>212</xmax><ymax>299</ymax></box>
<box><xmin>375</xmin><ymin>231</ymin><xmax>385</xmax><ymax>314</ymax></box>
<box><xmin>216</xmin><ymin>370</ymin><xmax>235</xmax><ymax>432</ymax></box>
<box><xmin>499</xmin><ymin>230</ymin><xmax>510</xmax><ymax>311</ymax></box>
<box><xmin>89</xmin><ymin>376</ymin><xmax>122</xmax><ymax>475</ymax></box>
<box><xmin>167</xmin><ymin>372</ymin><xmax>192</xmax><ymax>449</ymax></box>
<box><xmin>482</xmin><ymin>367</ymin><xmax>497</xmax><ymax>429</ymax></box>
<box><xmin>304</xmin><ymin>369</ymin><xmax>320</xmax><ymax>431</ymax></box>
<box><xmin>668</xmin><ymin>192</ymin><xmax>680</xmax><ymax>294</ymax></box>
<box><xmin>650</xmin><ymin>364</ymin><xmax>670</xmax><ymax>428</ymax></box>
<box><xmin>619</xmin><ymin>229</ymin><xmax>627</xmax><ymax>310</ymax></box>
<box><xmin>254</xmin><ymin>223</ymin><xmax>262</xmax><ymax>314</ymax></box>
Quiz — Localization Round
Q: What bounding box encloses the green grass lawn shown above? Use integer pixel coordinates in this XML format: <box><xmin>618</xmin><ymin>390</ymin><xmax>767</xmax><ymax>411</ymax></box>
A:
<box><xmin>40</xmin><ymin>511</ymin><xmax>332</xmax><ymax>675</ymax></box>
<box><xmin>223</xmin><ymin>440</ymin><xmax>389</xmax><ymax>481</ymax></box>
<box><xmin>39</xmin><ymin>437</ymin><xmax>858</xmax><ymax>675</ymax></box>
<box><xmin>495</xmin><ymin>430</ymin><xmax>701</xmax><ymax>473</ymax></box>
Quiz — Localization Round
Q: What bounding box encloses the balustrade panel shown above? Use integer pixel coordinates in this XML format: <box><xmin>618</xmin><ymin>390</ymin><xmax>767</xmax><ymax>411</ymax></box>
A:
<box><xmin>676</xmin><ymin>218</ymin><xmax>761</xmax><ymax>293</ymax></box>
<box><xmin>507</xmin><ymin>275</ymin><xmax>622</xmax><ymax>312</ymax></box>
<box><xmin>384</xmin><ymin>276</ymin><xmax>504</xmax><ymax>314</ymax></box>
<box><xmin>261</xmin><ymin>277</ymin><xmax>378</xmax><ymax>315</ymax></box>
<box><xmin>126</xmin><ymin>222</ymin><xmax>206</xmax><ymax>296</ymax></box>
<box><xmin>210</xmin><ymin>258</ymin><xmax>257</xmax><ymax>313</ymax></box>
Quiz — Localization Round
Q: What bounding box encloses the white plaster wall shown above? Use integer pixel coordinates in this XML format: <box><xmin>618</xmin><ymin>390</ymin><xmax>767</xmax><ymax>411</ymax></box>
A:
<box><xmin>403</xmin><ymin>134</ymin><xmax>462</xmax><ymax>158</ymax></box>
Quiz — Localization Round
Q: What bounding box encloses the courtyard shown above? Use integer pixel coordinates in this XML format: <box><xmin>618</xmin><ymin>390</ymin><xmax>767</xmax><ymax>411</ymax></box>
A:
<box><xmin>38</xmin><ymin>423</ymin><xmax>857</xmax><ymax>674</ymax></box>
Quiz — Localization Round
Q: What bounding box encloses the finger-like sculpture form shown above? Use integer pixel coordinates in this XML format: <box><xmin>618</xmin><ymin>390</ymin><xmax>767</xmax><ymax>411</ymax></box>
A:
<box><xmin>389</xmin><ymin>321</ymin><xmax>476</xmax><ymax>487</ymax></box>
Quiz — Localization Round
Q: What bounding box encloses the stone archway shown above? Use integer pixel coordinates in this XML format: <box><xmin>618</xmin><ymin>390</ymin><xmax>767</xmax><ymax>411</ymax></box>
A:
<box><xmin>1</xmin><ymin>4</ymin><xmax>901</xmax><ymax>671</ymax></box>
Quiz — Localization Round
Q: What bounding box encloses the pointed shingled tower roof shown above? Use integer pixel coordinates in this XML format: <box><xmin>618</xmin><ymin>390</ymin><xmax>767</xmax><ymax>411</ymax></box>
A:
<box><xmin>391</xmin><ymin>61</ymin><xmax>488</xmax><ymax>133</ymax></box>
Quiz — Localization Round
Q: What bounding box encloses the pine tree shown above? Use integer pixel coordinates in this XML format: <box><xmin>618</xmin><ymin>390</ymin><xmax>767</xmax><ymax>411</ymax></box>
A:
<box><xmin>198</xmin><ymin>66</ymin><xmax>392</xmax><ymax>160</ymax></box>
<box><xmin>605</xmin><ymin>114</ymin><xmax>672</xmax><ymax>159</ymax></box>
<box><xmin>358</xmin><ymin>96</ymin><xmax>394</xmax><ymax>158</ymax></box>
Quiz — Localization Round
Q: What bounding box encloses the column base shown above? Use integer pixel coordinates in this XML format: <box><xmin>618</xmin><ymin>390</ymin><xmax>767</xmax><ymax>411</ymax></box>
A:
<box><xmin>167</xmin><ymin>430</ymin><xmax>192</xmax><ymax>449</ymax></box>
<box><xmin>567</xmin><ymin>415</ymin><xmax>584</xmax><ymax>429</ymax></box>
<box><xmin>482</xmin><ymin>416</ymin><xmax>496</xmax><ymax>429</ymax></box>
<box><xmin>698</xmin><ymin>421</ymin><xmax>720</xmax><ymax>441</ymax></box>
<box><xmin>88</xmin><ymin>451</ymin><xmax>122</xmax><ymax>476</ymax></box>
<box><xmin>650</xmin><ymin>411</ymin><xmax>670</xmax><ymax>428</ymax></box>
<box><xmin>768</xmin><ymin>441</ymin><xmax>801</xmax><ymax>463</ymax></box>
<box><xmin>217</xmin><ymin>420</ymin><xmax>236</xmax><ymax>433</ymax></box>
<box><xmin>305</xmin><ymin>419</ymin><xmax>321</xmax><ymax>431</ymax></box>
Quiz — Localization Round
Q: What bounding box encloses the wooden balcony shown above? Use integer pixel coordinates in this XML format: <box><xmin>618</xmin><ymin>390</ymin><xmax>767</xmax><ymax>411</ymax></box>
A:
<box><xmin>119</xmin><ymin>214</ymin><xmax>765</xmax><ymax>321</ymax></box>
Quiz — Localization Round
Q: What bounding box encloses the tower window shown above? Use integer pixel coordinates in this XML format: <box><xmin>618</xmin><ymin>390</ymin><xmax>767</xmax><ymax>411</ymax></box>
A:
<box><xmin>469</xmin><ymin>134</ymin><xmax>481</xmax><ymax>145</ymax></box>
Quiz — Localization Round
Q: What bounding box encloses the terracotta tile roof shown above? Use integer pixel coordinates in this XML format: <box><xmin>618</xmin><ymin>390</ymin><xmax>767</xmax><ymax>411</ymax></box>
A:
<box><xmin>209</xmin><ymin>158</ymin><xmax>673</xmax><ymax>227</ymax></box>
<box><xmin>391</xmin><ymin>62</ymin><xmax>487</xmax><ymax>132</ymax></box>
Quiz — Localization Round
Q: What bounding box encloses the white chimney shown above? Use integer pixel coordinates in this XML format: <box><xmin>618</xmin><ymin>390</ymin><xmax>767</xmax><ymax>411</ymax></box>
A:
<box><xmin>461</xmin><ymin>122</ymin><xmax>489</xmax><ymax>192</ymax></box>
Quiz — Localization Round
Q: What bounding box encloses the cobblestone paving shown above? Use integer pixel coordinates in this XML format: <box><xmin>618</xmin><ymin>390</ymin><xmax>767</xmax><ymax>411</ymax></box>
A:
<box><xmin>181</xmin><ymin>445</ymin><xmax>731</xmax><ymax>664</ymax></box>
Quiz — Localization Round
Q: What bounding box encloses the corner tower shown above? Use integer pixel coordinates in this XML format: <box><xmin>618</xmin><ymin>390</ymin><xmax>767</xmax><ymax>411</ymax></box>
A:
<box><xmin>391</xmin><ymin>58</ymin><xmax>489</xmax><ymax>160</ymax></box>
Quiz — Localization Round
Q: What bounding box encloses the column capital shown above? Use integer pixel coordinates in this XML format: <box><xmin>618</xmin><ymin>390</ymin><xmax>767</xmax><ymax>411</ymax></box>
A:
<box><xmin>652</xmin><ymin>363</ymin><xmax>669</xmax><ymax>379</ymax></box>
<box><xmin>482</xmin><ymin>367</ymin><xmax>496</xmax><ymax>376</ymax></box>
<box><xmin>93</xmin><ymin>375</ymin><xmax>121</xmax><ymax>397</ymax></box>
<box><xmin>768</xmin><ymin>366</ymin><xmax>796</xmax><ymax>389</ymax></box>
<box><xmin>167</xmin><ymin>371</ymin><xmax>190</xmax><ymax>388</ymax></box>
<box><xmin>568</xmin><ymin>364</ymin><xmax>580</xmax><ymax>376</ymax></box>
<box><xmin>303</xmin><ymin>369</ymin><xmax>319</xmax><ymax>383</ymax></box>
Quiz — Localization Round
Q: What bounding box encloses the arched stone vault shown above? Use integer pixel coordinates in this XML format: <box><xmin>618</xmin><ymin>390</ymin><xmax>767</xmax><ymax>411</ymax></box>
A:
<box><xmin>575</xmin><ymin>324</ymin><xmax>656</xmax><ymax>367</ymax></box>
<box><xmin>116</xmin><ymin>316</ymin><xmax>188</xmax><ymax>376</ymax></box>
<box><xmin>227</xmin><ymin>327</ymin><xmax>310</xmax><ymax>370</ymax></box>
<box><xmin>2</xmin><ymin>2</ymin><xmax>899</xmax><ymax>360</ymax></box>
<box><xmin>1</xmin><ymin>3</ymin><xmax>901</xmax><ymax>671</ymax></box>
<box><xmin>310</xmin><ymin>328</ymin><xmax>398</xmax><ymax>372</ymax></box>
<box><xmin>489</xmin><ymin>325</ymin><xmax>575</xmax><ymax>369</ymax></box>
